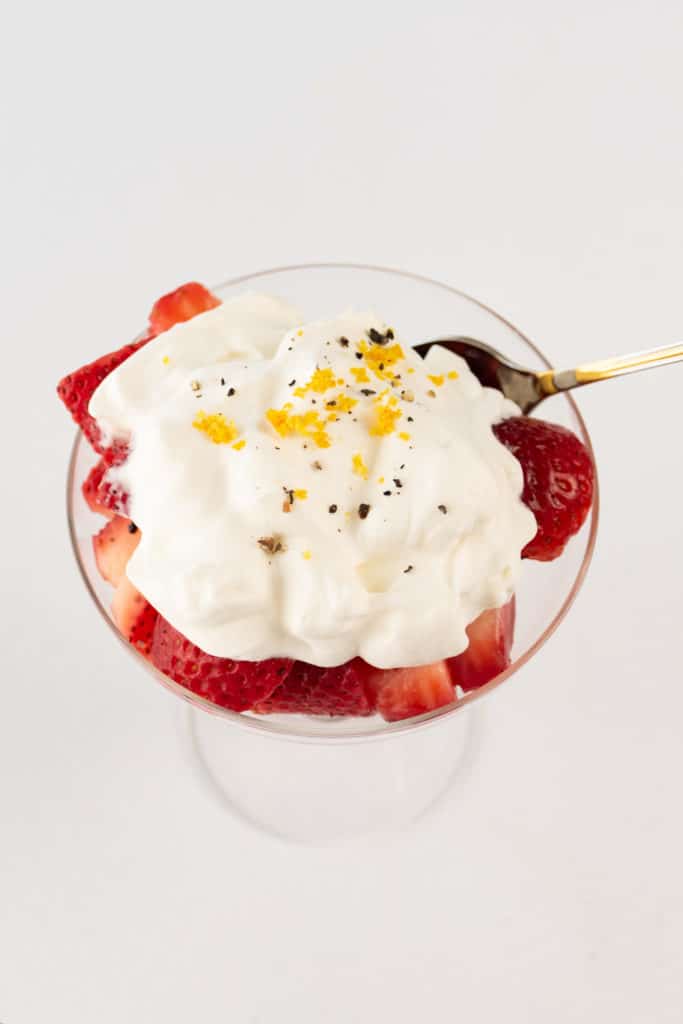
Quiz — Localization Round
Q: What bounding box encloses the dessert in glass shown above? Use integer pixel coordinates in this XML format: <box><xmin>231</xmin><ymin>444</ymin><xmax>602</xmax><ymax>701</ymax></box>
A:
<box><xmin>61</xmin><ymin>265</ymin><xmax>597</xmax><ymax>840</ymax></box>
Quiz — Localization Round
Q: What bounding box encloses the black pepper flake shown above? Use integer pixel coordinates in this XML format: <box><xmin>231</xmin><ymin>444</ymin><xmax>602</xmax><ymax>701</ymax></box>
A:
<box><xmin>128</xmin><ymin>522</ymin><xmax>138</xmax><ymax>534</ymax></box>
<box><xmin>407</xmin><ymin>416</ymin><xmax>414</xmax><ymax>422</ymax></box>
<box><xmin>403</xmin><ymin>565</ymin><xmax>413</xmax><ymax>574</ymax></box>
<box><xmin>227</xmin><ymin>387</ymin><xmax>236</xmax><ymax>397</ymax></box>
<box><xmin>393</xmin><ymin>478</ymin><xmax>403</xmax><ymax>488</ymax></box>
<box><xmin>338</xmin><ymin>336</ymin><xmax>350</xmax><ymax>348</ymax></box>
<box><xmin>355</xmin><ymin>352</ymin><xmax>363</xmax><ymax>360</ymax></box>
<box><xmin>358</xmin><ymin>503</ymin><xmax>371</xmax><ymax>520</ymax></box>
<box><xmin>258</xmin><ymin>535</ymin><xmax>285</xmax><ymax>555</ymax></box>
<box><xmin>367</xmin><ymin>327</ymin><xmax>394</xmax><ymax>346</ymax></box>
<box><xmin>438</xmin><ymin>504</ymin><xmax>448</xmax><ymax>515</ymax></box>
<box><xmin>312</xmin><ymin>460</ymin><xmax>323</xmax><ymax>470</ymax></box>
<box><xmin>220</xmin><ymin>377</ymin><xmax>226</xmax><ymax>386</ymax></box>
<box><xmin>400</xmin><ymin>464</ymin><xmax>405</xmax><ymax>470</ymax></box>
<box><xmin>288</xmin><ymin>379</ymin><xmax>296</xmax><ymax>387</ymax></box>
<box><xmin>328</xmin><ymin>504</ymin><xmax>338</xmax><ymax>514</ymax></box>
<box><xmin>327</xmin><ymin>400</ymin><xmax>337</xmax><ymax>407</ymax></box>
<box><xmin>359</xmin><ymin>388</ymin><xmax>376</xmax><ymax>396</ymax></box>
<box><xmin>383</xmin><ymin>490</ymin><xmax>392</xmax><ymax>496</ymax></box>
<box><xmin>379</xmin><ymin>363</ymin><xmax>385</xmax><ymax>371</ymax></box>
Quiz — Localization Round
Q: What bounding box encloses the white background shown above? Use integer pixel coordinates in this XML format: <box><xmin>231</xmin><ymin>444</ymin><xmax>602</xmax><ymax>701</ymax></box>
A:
<box><xmin>2</xmin><ymin>1</ymin><xmax>683</xmax><ymax>1021</ymax></box>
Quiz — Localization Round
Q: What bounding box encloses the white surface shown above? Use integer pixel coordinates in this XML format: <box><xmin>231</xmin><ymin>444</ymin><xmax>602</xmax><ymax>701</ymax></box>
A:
<box><xmin>2</xmin><ymin>1</ymin><xmax>683</xmax><ymax>1021</ymax></box>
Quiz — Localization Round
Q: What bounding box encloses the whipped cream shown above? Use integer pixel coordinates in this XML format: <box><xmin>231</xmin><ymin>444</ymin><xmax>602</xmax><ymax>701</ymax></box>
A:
<box><xmin>90</xmin><ymin>294</ymin><xmax>536</xmax><ymax>668</ymax></box>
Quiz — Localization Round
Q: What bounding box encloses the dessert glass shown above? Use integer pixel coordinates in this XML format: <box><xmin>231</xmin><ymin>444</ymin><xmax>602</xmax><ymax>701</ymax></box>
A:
<box><xmin>67</xmin><ymin>264</ymin><xmax>599</xmax><ymax>842</ymax></box>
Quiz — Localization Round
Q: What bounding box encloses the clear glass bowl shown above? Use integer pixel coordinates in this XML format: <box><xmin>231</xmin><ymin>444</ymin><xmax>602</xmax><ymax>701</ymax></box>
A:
<box><xmin>67</xmin><ymin>264</ymin><xmax>599</xmax><ymax>841</ymax></box>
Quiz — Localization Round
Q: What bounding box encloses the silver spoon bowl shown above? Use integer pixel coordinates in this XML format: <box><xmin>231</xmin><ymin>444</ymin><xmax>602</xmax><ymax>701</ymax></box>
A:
<box><xmin>414</xmin><ymin>336</ymin><xmax>683</xmax><ymax>414</ymax></box>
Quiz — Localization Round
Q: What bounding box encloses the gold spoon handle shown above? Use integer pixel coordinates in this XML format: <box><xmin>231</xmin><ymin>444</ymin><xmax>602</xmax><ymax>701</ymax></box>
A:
<box><xmin>538</xmin><ymin>342</ymin><xmax>683</xmax><ymax>397</ymax></box>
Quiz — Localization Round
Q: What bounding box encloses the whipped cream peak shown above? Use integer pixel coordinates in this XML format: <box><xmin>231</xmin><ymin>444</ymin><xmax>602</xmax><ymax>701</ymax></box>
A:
<box><xmin>89</xmin><ymin>293</ymin><xmax>536</xmax><ymax>668</ymax></box>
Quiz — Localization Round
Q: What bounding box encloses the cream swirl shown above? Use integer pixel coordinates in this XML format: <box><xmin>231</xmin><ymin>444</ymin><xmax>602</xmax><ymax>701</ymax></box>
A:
<box><xmin>90</xmin><ymin>294</ymin><xmax>536</xmax><ymax>668</ymax></box>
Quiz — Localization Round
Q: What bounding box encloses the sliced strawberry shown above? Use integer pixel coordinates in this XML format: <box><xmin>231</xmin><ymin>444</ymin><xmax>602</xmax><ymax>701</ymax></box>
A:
<box><xmin>82</xmin><ymin>460</ymin><xmax>114</xmax><ymax>518</ymax></box>
<box><xmin>255</xmin><ymin>658</ymin><xmax>376</xmax><ymax>716</ymax></box>
<box><xmin>57</xmin><ymin>333</ymin><xmax>152</xmax><ymax>461</ymax></box>
<box><xmin>93</xmin><ymin>516</ymin><xmax>140</xmax><ymax>586</ymax></box>
<box><xmin>493</xmin><ymin>416</ymin><xmax>594</xmax><ymax>561</ymax></box>
<box><xmin>97</xmin><ymin>467</ymin><xmax>129</xmax><ymax>518</ymax></box>
<box><xmin>150</xmin><ymin>616</ymin><xmax>292</xmax><ymax>712</ymax></box>
<box><xmin>148</xmin><ymin>282</ymin><xmax>220</xmax><ymax>334</ymax></box>
<box><xmin>447</xmin><ymin>599</ymin><xmax>515</xmax><ymax>692</ymax></box>
<box><xmin>91</xmin><ymin>515</ymin><xmax>157</xmax><ymax>657</ymax></box>
<box><xmin>112</xmin><ymin>576</ymin><xmax>158</xmax><ymax>659</ymax></box>
<box><xmin>367</xmin><ymin>661</ymin><xmax>455</xmax><ymax>722</ymax></box>
<box><xmin>58</xmin><ymin>282</ymin><xmax>218</xmax><ymax>458</ymax></box>
<box><xmin>82</xmin><ymin>459</ymin><xmax>130</xmax><ymax>518</ymax></box>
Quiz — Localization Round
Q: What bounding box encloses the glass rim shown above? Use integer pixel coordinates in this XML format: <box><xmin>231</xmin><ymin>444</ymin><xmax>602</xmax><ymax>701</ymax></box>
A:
<box><xmin>66</xmin><ymin>261</ymin><xmax>600</xmax><ymax>744</ymax></box>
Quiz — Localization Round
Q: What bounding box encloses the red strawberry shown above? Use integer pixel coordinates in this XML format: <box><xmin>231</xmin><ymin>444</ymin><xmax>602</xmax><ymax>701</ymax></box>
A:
<box><xmin>366</xmin><ymin>661</ymin><xmax>455</xmax><ymax>722</ymax></box>
<box><xmin>93</xmin><ymin>516</ymin><xmax>140</xmax><ymax>586</ymax></box>
<box><xmin>148</xmin><ymin>282</ymin><xmax>220</xmax><ymax>334</ymax></box>
<box><xmin>57</xmin><ymin>334</ymin><xmax>152</xmax><ymax>462</ymax></box>
<box><xmin>83</xmin><ymin>460</ymin><xmax>114</xmax><ymax>518</ymax></box>
<box><xmin>96</xmin><ymin>466</ymin><xmax>129</xmax><ymax>517</ymax></box>
<box><xmin>58</xmin><ymin>282</ymin><xmax>218</xmax><ymax>459</ymax></box>
<box><xmin>493</xmin><ymin>416</ymin><xmax>594</xmax><ymax>561</ymax></box>
<box><xmin>91</xmin><ymin>516</ymin><xmax>157</xmax><ymax>657</ymax></box>
<box><xmin>255</xmin><ymin>658</ymin><xmax>376</xmax><ymax>716</ymax></box>
<box><xmin>82</xmin><ymin>459</ymin><xmax>129</xmax><ymax>518</ymax></box>
<box><xmin>447</xmin><ymin>599</ymin><xmax>515</xmax><ymax>692</ymax></box>
<box><xmin>150</xmin><ymin>616</ymin><xmax>293</xmax><ymax>712</ymax></box>
<box><xmin>112</xmin><ymin>576</ymin><xmax>158</xmax><ymax>659</ymax></box>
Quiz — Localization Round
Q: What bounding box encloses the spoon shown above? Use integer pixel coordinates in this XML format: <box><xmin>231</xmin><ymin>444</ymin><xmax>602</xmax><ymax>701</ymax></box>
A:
<box><xmin>413</xmin><ymin>336</ymin><xmax>683</xmax><ymax>414</ymax></box>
